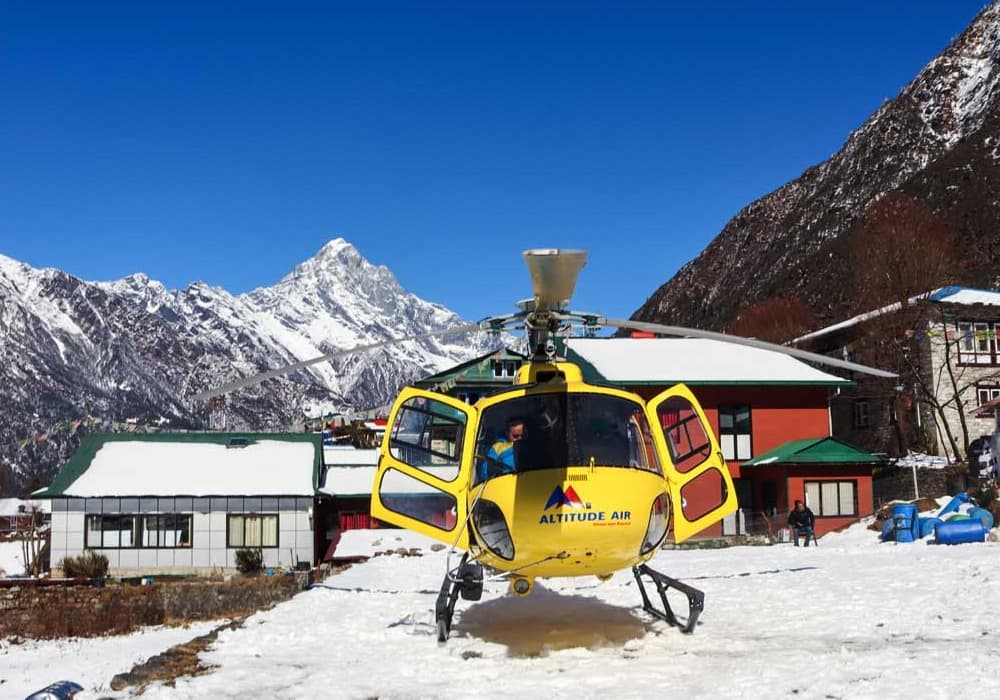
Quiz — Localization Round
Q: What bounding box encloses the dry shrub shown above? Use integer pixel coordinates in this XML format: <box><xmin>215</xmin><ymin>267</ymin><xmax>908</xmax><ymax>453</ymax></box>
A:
<box><xmin>61</xmin><ymin>551</ymin><xmax>109</xmax><ymax>579</ymax></box>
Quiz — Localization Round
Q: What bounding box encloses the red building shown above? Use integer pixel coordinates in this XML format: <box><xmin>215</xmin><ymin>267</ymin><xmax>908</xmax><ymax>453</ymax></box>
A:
<box><xmin>568</xmin><ymin>338</ymin><xmax>883</xmax><ymax>538</ymax></box>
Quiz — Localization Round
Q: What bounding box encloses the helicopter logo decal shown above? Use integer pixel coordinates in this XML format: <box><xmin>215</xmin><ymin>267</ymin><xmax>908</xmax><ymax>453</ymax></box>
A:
<box><xmin>539</xmin><ymin>484</ymin><xmax>631</xmax><ymax>525</ymax></box>
<box><xmin>543</xmin><ymin>485</ymin><xmax>585</xmax><ymax>510</ymax></box>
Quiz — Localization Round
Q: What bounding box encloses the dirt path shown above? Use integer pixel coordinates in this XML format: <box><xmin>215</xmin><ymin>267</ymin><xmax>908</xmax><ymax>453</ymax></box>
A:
<box><xmin>109</xmin><ymin>617</ymin><xmax>246</xmax><ymax>693</ymax></box>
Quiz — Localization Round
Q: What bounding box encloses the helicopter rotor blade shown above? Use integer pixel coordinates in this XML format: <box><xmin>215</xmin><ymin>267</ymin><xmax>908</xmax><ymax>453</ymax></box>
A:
<box><xmin>594</xmin><ymin>316</ymin><xmax>897</xmax><ymax>379</ymax></box>
<box><xmin>189</xmin><ymin>321</ymin><xmax>485</xmax><ymax>401</ymax></box>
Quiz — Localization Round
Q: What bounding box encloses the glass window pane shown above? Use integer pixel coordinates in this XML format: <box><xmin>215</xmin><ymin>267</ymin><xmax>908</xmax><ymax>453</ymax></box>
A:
<box><xmin>976</xmin><ymin>323</ymin><xmax>990</xmax><ymax>352</ymax></box>
<box><xmin>679</xmin><ymin>467</ymin><xmax>725</xmax><ymax>521</ymax></box>
<box><xmin>721</xmin><ymin>435</ymin><xmax>736</xmax><ymax>461</ymax></box>
<box><xmin>659</xmin><ymin>397</ymin><xmax>712</xmax><ymax>474</ymax></box>
<box><xmin>244</xmin><ymin>516</ymin><xmax>262</xmax><ymax>547</ymax></box>
<box><xmin>380</xmin><ymin>468</ymin><xmax>458</xmax><ymax>531</ymax></box>
<box><xmin>736</xmin><ymin>434</ymin><xmax>752</xmax><ymax>460</ymax></box>
<box><xmin>959</xmin><ymin>323</ymin><xmax>973</xmax><ymax>351</ymax></box>
<box><xmin>804</xmin><ymin>482</ymin><xmax>820</xmax><ymax>512</ymax></box>
<box><xmin>820</xmin><ymin>482</ymin><xmax>839</xmax><ymax>516</ymax></box>
<box><xmin>262</xmin><ymin>516</ymin><xmax>278</xmax><ymax>547</ymax></box>
<box><xmin>838</xmin><ymin>482</ymin><xmax>856</xmax><ymax>515</ymax></box>
<box><xmin>735</xmin><ymin>407</ymin><xmax>751</xmax><ymax>431</ymax></box>
<box><xmin>228</xmin><ymin>516</ymin><xmax>244</xmax><ymax>548</ymax></box>
<box><xmin>389</xmin><ymin>397</ymin><xmax>465</xmax><ymax>479</ymax></box>
<box><xmin>86</xmin><ymin>515</ymin><xmax>102</xmax><ymax>548</ymax></box>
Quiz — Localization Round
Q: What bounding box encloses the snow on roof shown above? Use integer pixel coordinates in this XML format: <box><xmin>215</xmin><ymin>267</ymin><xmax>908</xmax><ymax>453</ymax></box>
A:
<box><xmin>323</xmin><ymin>447</ymin><xmax>379</xmax><ymax>466</ymax></box>
<box><xmin>794</xmin><ymin>286</ymin><xmax>1000</xmax><ymax>344</ymax></box>
<box><xmin>929</xmin><ymin>286</ymin><xmax>1000</xmax><ymax>305</ymax></box>
<box><xmin>0</xmin><ymin>498</ymin><xmax>49</xmax><ymax>516</ymax></box>
<box><xmin>568</xmin><ymin>337</ymin><xmax>849</xmax><ymax>385</ymax></box>
<box><xmin>319</xmin><ymin>463</ymin><xmax>457</xmax><ymax>496</ymax></box>
<box><xmin>320</xmin><ymin>448</ymin><xmax>380</xmax><ymax>496</ymax></box>
<box><xmin>63</xmin><ymin>440</ymin><xmax>316</xmax><ymax>497</ymax></box>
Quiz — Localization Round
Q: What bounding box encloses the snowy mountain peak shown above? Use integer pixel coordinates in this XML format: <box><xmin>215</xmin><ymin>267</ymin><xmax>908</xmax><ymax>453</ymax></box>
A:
<box><xmin>0</xmin><ymin>241</ymin><xmax>498</xmax><ymax>492</ymax></box>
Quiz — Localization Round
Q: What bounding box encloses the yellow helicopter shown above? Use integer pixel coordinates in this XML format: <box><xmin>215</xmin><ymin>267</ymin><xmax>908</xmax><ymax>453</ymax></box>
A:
<box><xmin>197</xmin><ymin>248</ymin><xmax>894</xmax><ymax>643</ymax></box>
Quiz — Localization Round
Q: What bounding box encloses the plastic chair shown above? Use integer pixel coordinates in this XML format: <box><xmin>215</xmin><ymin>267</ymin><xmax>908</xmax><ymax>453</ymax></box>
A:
<box><xmin>792</xmin><ymin>526</ymin><xmax>817</xmax><ymax>547</ymax></box>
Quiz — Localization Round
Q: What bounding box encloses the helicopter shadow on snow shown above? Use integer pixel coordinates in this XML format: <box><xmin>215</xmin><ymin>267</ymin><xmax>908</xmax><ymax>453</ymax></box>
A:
<box><xmin>452</xmin><ymin>582</ymin><xmax>652</xmax><ymax>657</ymax></box>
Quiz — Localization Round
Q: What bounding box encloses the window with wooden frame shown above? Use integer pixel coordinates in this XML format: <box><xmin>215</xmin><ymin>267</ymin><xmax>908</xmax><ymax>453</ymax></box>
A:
<box><xmin>141</xmin><ymin>514</ymin><xmax>192</xmax><ymax>548</ymax></box>
<box><xmin>718</xmin><ymin>405</ymin><xmax>752</xmax><ymax>461</ymax></box>
<box><xmin>227</xmin><ymin>514</ymin><xmax>279</xmax><ymax>548</ymax></box>
<box><xmin>85</xmin><ymin>513</ymin><xmax>193</xmax><ymax>549</ymax></box>
<box><xmin>976</xmin><ymin>384</ymin><xmax>1000</xmax><ymax>412</ymax></box>
<box><xmin>85</xmin><ymin>514</ymin><xmax>138</xmax><ymax>548</ymax></box>
<box><xmin>956</xmin><ymin>321</ymin><xmax>999</xmax><ymax>365</ymax></box>
<box><xmin>852</xmin><ymin>399</ymin><xmax>871</xmax><ymax>429</ymax></box>
<box><xmin>804</xmin><ymin>480</ymin><xmax>857</xmax><ymax>517</ymax></box>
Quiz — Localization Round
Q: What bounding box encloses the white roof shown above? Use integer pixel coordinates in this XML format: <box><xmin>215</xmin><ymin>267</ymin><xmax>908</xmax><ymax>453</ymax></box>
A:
<box><xmin>320</xmin><ymin>448</ymin><xmax>380</xmax><ymax>496</ymax></box>
<box><xmin>319</xmin><ymin>464</ymin><xmax>457</xmax><ymax>496</ymax></box>
<box><xmin>0</xmin><ymin>498</ymin><xmax>49</xmax><ymax>516</ymax></box>
<box><xmin>63</xmin><ymin>440</ymin><xmax>316</xmax><ymax>497</ymax></box>
<box><xmin>323</xmin><ymin>447</ymin><xmax>379</xmax><ymax>466</ymax></box>
<box><xmin>320</xmin><ymin>467</ymin><xmax>379</xmax><ymax>496</ymax></box>
<box><xmin>568</xmin><ymin>337</ymin><xmax>849</xmax><ymax>385</ymax></box>
<box><xmin>935</xmin><ymin>287</ymin><xmax>1000</xmax><ymax>305</ymax></box>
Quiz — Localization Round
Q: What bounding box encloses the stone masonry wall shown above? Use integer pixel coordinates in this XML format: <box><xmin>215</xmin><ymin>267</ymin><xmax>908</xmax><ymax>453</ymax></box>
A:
<box><xmin>0</xmin><ymin>574</ymin><xmax>307</xmax><ymax>640</ymax></box>
<box><xmin>872</xmin><ymin>464</ymin><xmax>972</xmax><ymax>505</ymax></box>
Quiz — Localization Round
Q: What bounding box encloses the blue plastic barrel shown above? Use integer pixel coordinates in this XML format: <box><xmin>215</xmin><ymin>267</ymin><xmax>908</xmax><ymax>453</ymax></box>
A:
<box><xmin>918</xmin><ymin>517</ymin><xmax>942</xmax><ymax>539</ymax></box>
<box><xmin>892</xmin><ymin>503</ymin><xmax>919</xmax><ymax>543</ymax></box>
<box><xmin>880</xmin><ymin>518</ymin><xmax>895</xmax><ymax>541</ymax></box>
<box><xmin>968</xmin><ymin>507</ymin><xmax>995</xmax><ymax>530</ymax></box>
<box><xmin>937</xmin><ymin>492</ymin><xmax>970</xmax><ymax>518</ymax></box>
<box><xmin>935</xmin><ymin>519</ymin><xmax>986</xmax><ymax>545</ymax></box>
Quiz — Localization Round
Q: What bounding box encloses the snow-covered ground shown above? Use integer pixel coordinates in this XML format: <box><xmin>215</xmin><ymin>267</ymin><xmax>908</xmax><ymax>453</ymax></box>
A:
<box><xmin>7</xmin><ymin>523</ymin><xmax>1000</xmax><ymax>699</ymax></box>
<box><xmin>0</xmin><ymin>539</ymin><xmax>33</xmax><ymax>577</ymax></box>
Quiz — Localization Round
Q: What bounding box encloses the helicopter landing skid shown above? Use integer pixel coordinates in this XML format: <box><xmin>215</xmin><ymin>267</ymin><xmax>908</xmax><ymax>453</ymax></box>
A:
<box><xmin>632</xmin><ymin>564</ymin><xmax>705</xmax><ymax>634</ymax></box>
<box><xmin>435</xmin><ymin>554</ymin><xmax>484</xmax><ymax>643</ymax></box>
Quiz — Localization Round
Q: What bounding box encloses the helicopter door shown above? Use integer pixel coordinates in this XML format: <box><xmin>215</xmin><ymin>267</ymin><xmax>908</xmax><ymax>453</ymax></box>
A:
<box><xmin>371</xmin><ymin>388</ymin><xmax>475</xmax><ymax>549</ymax></box>
<box><xmin>645</xmin><ymin>384</ymin><xmax>738</xmax><ymax>543</ymax></box>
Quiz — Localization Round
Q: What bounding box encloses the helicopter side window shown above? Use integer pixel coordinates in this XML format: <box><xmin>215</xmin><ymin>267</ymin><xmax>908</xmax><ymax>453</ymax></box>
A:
<box><xmin>658</xmin><ymin>396</ymin><xmax>713</xmax><ymax>474</ymax></box>
<box><xmin>389</xmin><ymin>397</ymin><xmax>466</xmax><ymax>482</ymax></box>
<box><xmin>379</xmin><ymin>468</ymin><xmax>459</xmax><ymax>532</ymax></box>
<box><xmin>627</xmin><ymin>411</ymin><xmax>663</xmax><ymax>474</ymax></box>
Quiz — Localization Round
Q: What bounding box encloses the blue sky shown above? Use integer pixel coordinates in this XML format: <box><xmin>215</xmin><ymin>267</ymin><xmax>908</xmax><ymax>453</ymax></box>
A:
<box><xmin>0</xmin><ymin>1</ymin><xmax>989</xmax><ymax>322</ymax></box>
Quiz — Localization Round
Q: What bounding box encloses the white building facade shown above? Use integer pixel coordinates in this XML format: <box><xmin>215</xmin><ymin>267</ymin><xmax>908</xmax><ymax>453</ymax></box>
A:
<box><xmin>39</xmin><ymin>433</ymin><xmax>322</xmax><ymax>576</ymax></box>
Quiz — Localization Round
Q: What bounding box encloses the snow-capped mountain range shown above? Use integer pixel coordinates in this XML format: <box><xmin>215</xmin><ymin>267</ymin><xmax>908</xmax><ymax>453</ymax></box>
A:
<box><xmin>634</xmin><ymin>1</ymin><xmax>1000</xmax><ymax>330</ymax></box>
<box><xmin>0</xmin><ymin>238</ymin><xmax>499</xmax><ymax>492</ymax></box>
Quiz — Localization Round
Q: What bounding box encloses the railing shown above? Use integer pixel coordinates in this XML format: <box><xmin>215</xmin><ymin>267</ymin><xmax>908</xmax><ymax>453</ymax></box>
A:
<box><xmin>724</xmin><ymin>509</ymin><xmax>792</xmax><ymax>542</ymax></box>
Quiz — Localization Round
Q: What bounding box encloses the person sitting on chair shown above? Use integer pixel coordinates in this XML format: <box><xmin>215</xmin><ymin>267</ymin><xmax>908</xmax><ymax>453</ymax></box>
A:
<box><xmin>787</xmin><ymin>500</ymin><xmax>816</xmax><ymax>546</ymax></box>
<box><xmin>477</xmin><ymin>416</ymin><xmax>526</xmax><ymax>483</ymax></box>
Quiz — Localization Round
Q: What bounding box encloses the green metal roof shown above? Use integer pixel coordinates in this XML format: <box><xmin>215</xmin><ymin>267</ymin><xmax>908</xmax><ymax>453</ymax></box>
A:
<box><xmin>741</xmin><ymin>437</ymin><xmax>885</xmax><ymax>467</ymax></box>
<box><xmin>35</xmin><ymin>432</ymin><xmax>325</xmax><ymax>497</ymax></box>
<box><xmin>415</xmin><ymin>348</ymin><xmax>527</xmax><ymax>388</ymax></box>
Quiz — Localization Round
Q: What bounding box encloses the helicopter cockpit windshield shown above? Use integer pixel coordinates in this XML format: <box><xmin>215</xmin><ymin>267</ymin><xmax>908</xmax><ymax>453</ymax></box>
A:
<box><xmin>474</xmin><ymin>392</ymin><xmax>662</xmax><ymax>484</ymax></box>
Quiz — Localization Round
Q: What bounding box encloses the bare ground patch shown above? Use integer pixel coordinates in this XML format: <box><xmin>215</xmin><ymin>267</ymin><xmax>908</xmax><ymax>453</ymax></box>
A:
<box><xmin>109</xmin><ymin>617</ymin><xmax>247</xmax><ymax>694</ymax></box>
